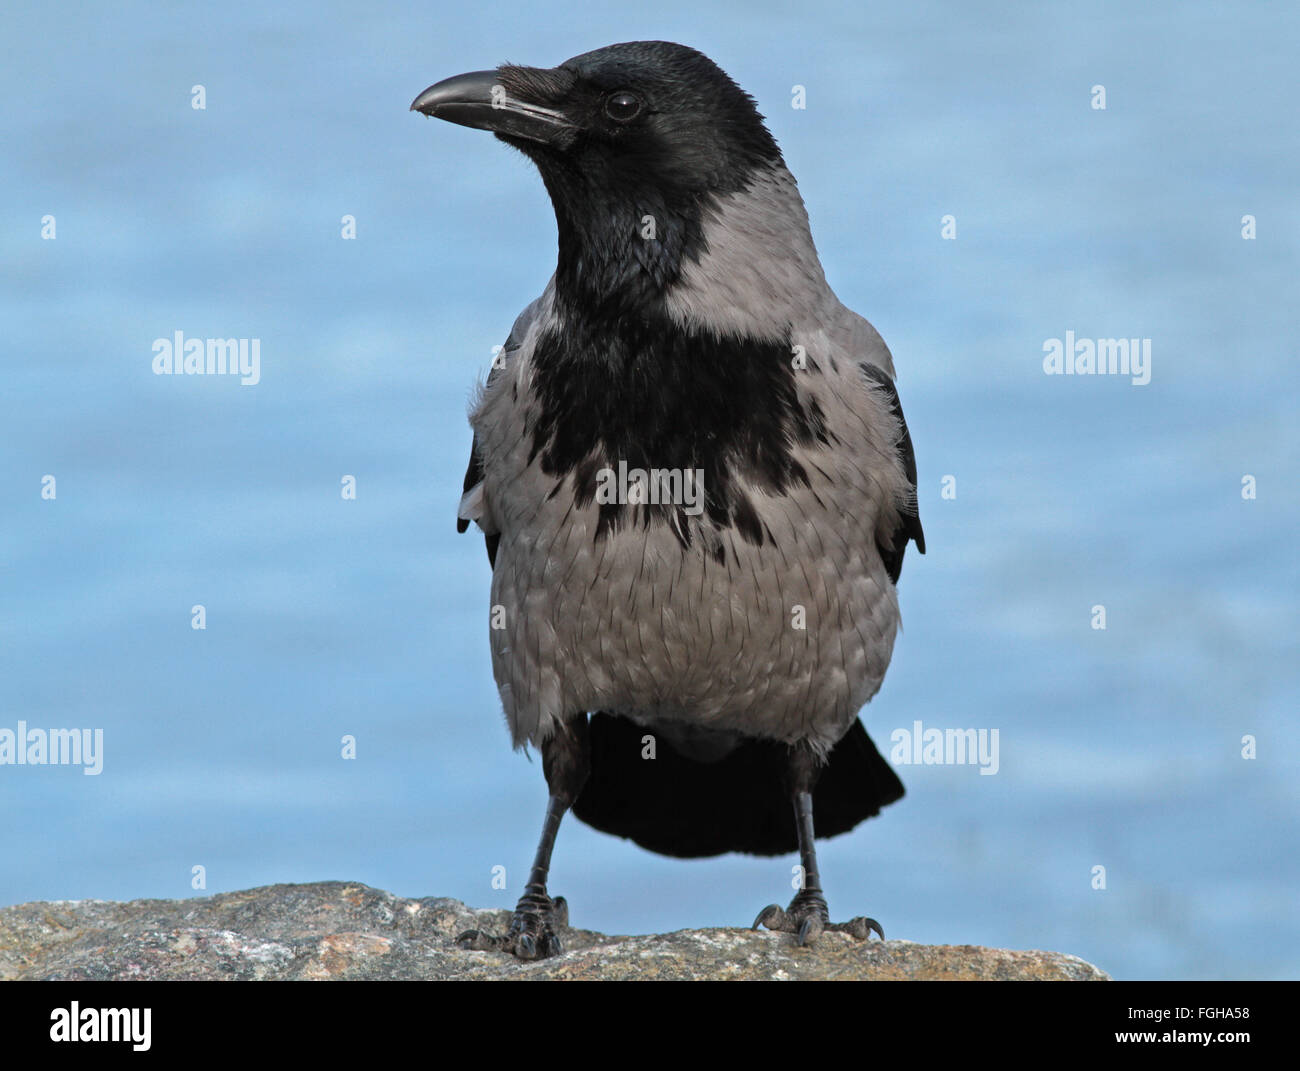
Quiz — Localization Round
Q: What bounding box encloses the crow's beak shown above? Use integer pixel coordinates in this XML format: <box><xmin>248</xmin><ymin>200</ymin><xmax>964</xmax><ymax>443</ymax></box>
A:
<box><xmin>410</xmin><ymin>69</ymin><xmax>575</xmax><ymax>145</ymax></box>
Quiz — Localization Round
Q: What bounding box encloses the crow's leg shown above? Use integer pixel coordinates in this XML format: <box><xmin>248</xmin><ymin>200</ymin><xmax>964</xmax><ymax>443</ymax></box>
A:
<box><xmin>752</xmin><ymin>743</ymin><xmax>884</xmax><ymax>947</ymax></box>
<box><xmin>456</xmin><ymin>712</ymin><xmax>589</xmax><ymax>960</ymax></box>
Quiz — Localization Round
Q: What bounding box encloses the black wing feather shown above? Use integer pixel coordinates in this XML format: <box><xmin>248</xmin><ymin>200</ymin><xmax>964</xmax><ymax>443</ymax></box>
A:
<box><xmin>457</xmin><ymin>437</ymin><xmax>500</xmax><ymax>567</ymax></box>
<box><xmin>458</xmin><ymin>331</ymin><xmax>517</xmax><ymax>568</ymax></box>
<box><xmin>861</xmin><ymin>363</ymin><xmax>925</xmax><ymax>584</ymax></box>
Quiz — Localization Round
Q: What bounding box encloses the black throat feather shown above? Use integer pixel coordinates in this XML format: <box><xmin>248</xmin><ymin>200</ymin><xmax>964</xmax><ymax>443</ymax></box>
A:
<box><xmin>526</xmin><ymin>303</ymin><xmax>833</xmax><ymax>558</ymax></box>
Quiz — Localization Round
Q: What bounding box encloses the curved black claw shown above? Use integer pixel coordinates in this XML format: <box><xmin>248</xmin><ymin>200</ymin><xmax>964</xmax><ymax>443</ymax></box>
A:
<box><xmin>455</xmin><ymin>893</ymin><xmax>569</xmax><ymax>960</ymax></box>
<box><xmin>752</xmin><ymin>891</ymin><xmax>882</xmax><ymax>947</ymax></box>
<box><xmin>828</xmin><ymin>915</ymin><xmax>884</xmax><ymax>941</ymax></box>
<box><xmin>455</xmin><ymin>928</ymin><xmax>503</xmax><ymax>952</ymax></box>
<box><xmin>798</xmin><ymin>914</ymin><xmax>824</xmax><ymax>946</ymax></box>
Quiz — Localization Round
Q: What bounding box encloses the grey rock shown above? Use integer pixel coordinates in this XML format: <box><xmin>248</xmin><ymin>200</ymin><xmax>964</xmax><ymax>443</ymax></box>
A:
<box><xmin>0</xmin><ymin>882</ymin><xmax>1110</xmax><ymax>981</ymax></box>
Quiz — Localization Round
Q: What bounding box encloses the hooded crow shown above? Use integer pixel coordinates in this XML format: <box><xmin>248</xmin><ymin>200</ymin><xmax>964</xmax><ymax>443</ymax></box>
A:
<box><xmin>412</xmin><ymin>40</ymin><xmax>924</xmax><ymax>959</ymax></box>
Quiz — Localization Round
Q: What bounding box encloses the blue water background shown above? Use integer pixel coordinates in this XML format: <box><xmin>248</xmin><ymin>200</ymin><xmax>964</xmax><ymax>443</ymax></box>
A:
<box><xmin>2</xmin><ymin>1</ymin><xmax>1297</xmax><ymax>979</ymax></box>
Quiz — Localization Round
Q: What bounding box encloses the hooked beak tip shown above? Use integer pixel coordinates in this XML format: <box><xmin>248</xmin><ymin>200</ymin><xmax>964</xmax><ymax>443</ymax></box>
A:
<box><xmin>409</xmin><ymin>68</ymin><xmax>574</xmax><ymax>146</ymax></box>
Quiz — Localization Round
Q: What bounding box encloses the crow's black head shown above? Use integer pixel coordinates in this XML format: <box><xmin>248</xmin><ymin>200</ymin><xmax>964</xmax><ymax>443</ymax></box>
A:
<box><xmin>413</xmin><ymin>42</ymin><xmax>785</xmax><ymax>313</ymax></box>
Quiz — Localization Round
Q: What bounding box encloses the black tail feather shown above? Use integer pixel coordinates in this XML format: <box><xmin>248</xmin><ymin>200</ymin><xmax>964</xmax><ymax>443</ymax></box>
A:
<box><xmin>571</xmin><ymin>712</ymin><xmax>904</xmax><ymax>858</ymax></box>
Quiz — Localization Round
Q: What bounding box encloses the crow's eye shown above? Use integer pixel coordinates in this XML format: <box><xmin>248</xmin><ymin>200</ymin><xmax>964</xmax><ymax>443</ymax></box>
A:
<box><xmin>604</xmin><ymin>91</ymin><xmax>642</xmax><ymax>122</ymax></box>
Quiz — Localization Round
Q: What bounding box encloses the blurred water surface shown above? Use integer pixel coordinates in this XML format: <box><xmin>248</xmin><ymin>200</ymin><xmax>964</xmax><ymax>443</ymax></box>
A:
<box><xmin>1</xmin><ymin>1</ymin><xmax>1296</xmax><ymax>979</ymax></box>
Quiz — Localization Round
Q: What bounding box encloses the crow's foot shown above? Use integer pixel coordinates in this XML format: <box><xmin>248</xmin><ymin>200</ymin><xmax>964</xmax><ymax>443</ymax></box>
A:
<box><xmin>751</xmin><ymin>889</ymin><xmax>883</xmax><ymax>947</ymax></box>
<box><xmin>456</xmin><ymin>891</ymin><xmax>568</xmax><ymax>960</ymax></box>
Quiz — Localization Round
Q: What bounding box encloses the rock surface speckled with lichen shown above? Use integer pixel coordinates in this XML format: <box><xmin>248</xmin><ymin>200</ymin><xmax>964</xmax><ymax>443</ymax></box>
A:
<box><xmin>0</xmin><ymin>882</ymin><xmax>1109</xmax><ymax>981</ymax></box>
